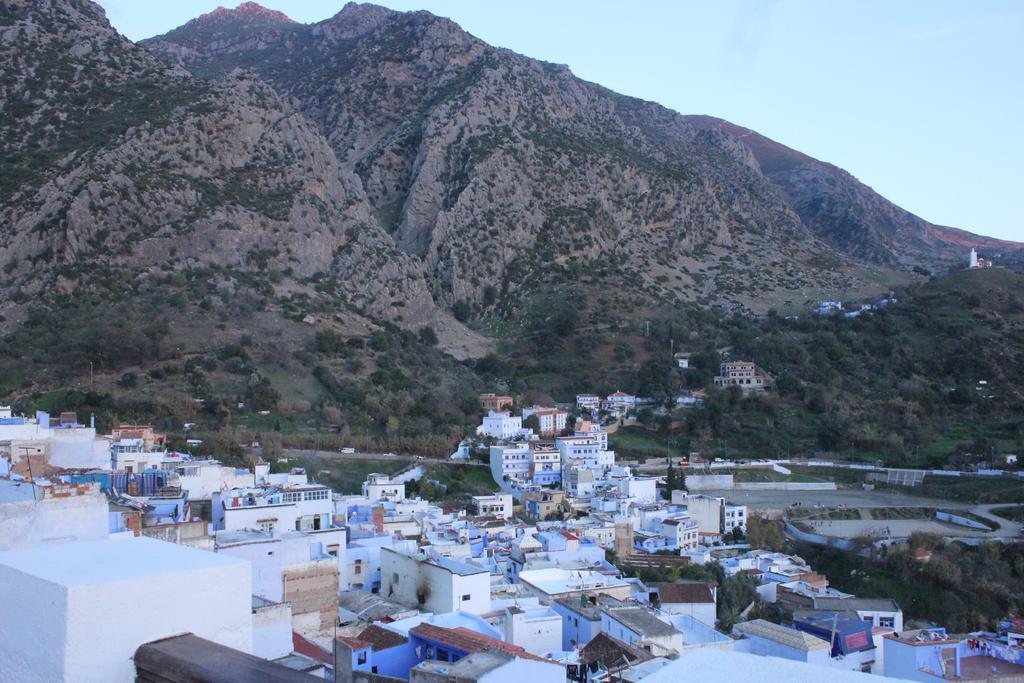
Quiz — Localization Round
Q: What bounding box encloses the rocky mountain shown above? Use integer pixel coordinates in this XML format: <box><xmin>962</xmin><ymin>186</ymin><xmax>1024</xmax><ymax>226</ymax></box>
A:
<box><xmin>139</xmin><ymin>3</ymin><xmax>866</xmax><ymax>314</ymax></box>
<box><xmin>142</xmin><ymin>1</ymin><xmax>1021</xmax><ymax>303</ymax></box>
<box><xmin>2</xmin><ymin>0</ymin><xmax>1019</xmax><ymax>383</ymax></box>
<box><xmin>0</xmin><ymin>0</ymin><xmax>483</xmax><ymax>358</ymax></box>
<box><xmin>683</xmin><ymin>115</ymin><xmax>1020</xmax><ymax>266</ymax></box>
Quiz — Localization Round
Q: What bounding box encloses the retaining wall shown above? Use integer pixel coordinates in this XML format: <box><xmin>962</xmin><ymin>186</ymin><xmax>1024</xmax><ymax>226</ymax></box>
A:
<box><xmin>734</xmin><ymin>482</ymin><xmax>837</xmax><ymax>491</ymax></box>
<box><xmin>684</xmin><ymin>474</ymin><xmax>734</xmax><ymax>490</ymax></box>
<box><xmin>936</xmin><ymin>510</ymin><xmax>992</xmax><ymax>531</ymax></box>
<box><xmin>783</xmin><ymin>521</ymin><xmax>856</xmax><ymax>551</ymax></box>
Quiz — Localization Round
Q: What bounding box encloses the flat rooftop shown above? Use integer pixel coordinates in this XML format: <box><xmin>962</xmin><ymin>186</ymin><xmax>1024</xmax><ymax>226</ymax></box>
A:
<box><xmin>519</xmin><ymin>568</ymin><xmax>629</xmax><ymax>595</ymax></box>
<box><xmin>0</xmin><ymin>537</ymin><xmax>247</xmax><ymax>586</ymax></box>
<box><xmin>955</xmin><ymin>654</ymin><xmax>1024</xmax><ymax>681</ymax></box>
<box><xmin>640</xmin><ymin>648</ymin><xmax>882</xmax><ymax>683</ymax></box>
<box><xmin>733</xmin><ymin>619</ymin><xmax>830</xmax><ymax>652</ymax></box>
<box><xmin>604</xmin><ymin>607</ymin><xmax>679</xmax><ymax>638</ymax></box>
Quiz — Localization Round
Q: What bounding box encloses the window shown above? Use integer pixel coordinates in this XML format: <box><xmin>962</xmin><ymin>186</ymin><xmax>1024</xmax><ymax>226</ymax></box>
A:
<box><xmin>354</xmin><ymin>561</ymin><xmax>362</xmax><ymax>575</ymax></box>
<box><xmin>462</xmin><ymin>594</ymin><xmax>471</xmax><ymax>601</ymax></box>
<box><xmin>283</xmin><ymin>492</ymin><xmax>301</xmax><ymax>503</ymax></box>
<box><xmin>880</xmin><ymin>617</ymin><xmax>895</xmax><ymax>629</ymax></box>
<box><xmin>259</xmin><ymin>520</ymin><xmax>275</xmax><ymax>533</ymax></box>
<box><xmin>392</xmin><ymin>572</ymin><xmax>399</xmax><ymax>585</ymax></box>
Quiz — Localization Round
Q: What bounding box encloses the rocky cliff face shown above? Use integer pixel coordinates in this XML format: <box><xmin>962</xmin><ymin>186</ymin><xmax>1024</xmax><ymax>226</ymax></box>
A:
<box><xmin>143</xmin><ymin>2</ymin><xmax>890</xmax><ymax>311</ymax></box>
<box><xmin>4</xmin><ymin>0</ymin><xmax>1018</xmax><ymax>355</ymax></box>
<box><xmin>682</xmin><ymin>116</ymin><xmax>1019</xmax><ymax>267</ymax></box>
<box><xmin>142</xmin><ymin>2</ymin><xmax>1021</xmax><ymax>312</ymax></box>
<box><xmin>0</xmin><ymin>0</ymin><xmax>465</xmax><ymax>344</ymax></box>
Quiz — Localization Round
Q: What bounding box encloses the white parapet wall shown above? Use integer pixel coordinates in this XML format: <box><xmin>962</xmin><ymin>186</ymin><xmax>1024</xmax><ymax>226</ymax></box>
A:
<box><xmin>935</xmin><ymin>510</ymin><xmax>992</xmax><ymax>531</ymax></box>
<box><xmin>0</xmin><ymin>537</ymin><xmax>252</xmax><ymax>683</ymax></box>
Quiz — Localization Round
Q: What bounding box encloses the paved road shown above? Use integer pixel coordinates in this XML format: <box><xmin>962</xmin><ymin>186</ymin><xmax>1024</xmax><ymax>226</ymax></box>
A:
<box><xmin>281</xmin><ymin>448</ymin><xmax>488</xmax><ymax>467</ymax></box>
<box><xmin>709</xmin><ymin>488</ymin><xmax>1024</xmax><ymax>540</ymax></box>
<box><xmin>701</xmin><ymin>488</ymin><xmax>961</xmax><ymax>510</ymax></box>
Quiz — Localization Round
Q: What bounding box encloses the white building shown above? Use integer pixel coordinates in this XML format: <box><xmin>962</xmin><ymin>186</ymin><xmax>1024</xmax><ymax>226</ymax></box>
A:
<box><xmin>0</xmin><ymin>479</ymin><xmax>108</xmax><ymax>551</ymax></box>
<box><xmin>216</xmin><ymin>527</ymin><xmax>345</xmax><ymax>630</ymax></box>
<box><xmin>724</xmin><ymin>502</ymin><xmax>747</xmax><ymax>534</ymax></box>
<box><xmin>564</xmin><ymin>466</ymin><xmax>596</xmax><ymax>499</ymax></box>
<box><xmin>0</xmin><ymin>537</ymin><xmax>252</xmax><ymax>683</ymax></box>
<box><xmin>110</xmin><ymin>445</ymin><xmax>191</xmax><ymax>473</ymax></box>
<box><xmin>622</xmin><ymin>477</ymin><xmax>658</xmax><ymax>504</ymax></box>
<box><xmin>574</xmin><ymin>420</ymin><xmax>610</xmax><ymax>450</ymax></box>
<box><xmin>530</xmin><ymin>446</ymin><xmax>561</xmax><ymax>486</ymax></box>
<box><xmin>522</xmin><ymin>406</ymin><xmax>568</xmax><ymax>436</ymax></box>
<box><xmin>479</xmin><ymin>411</ymin><xmax>527</xmax><ymax>440</ymax></box>
<box><xmin>212</xmin><ymin>483</ymin><xmax>334</xmax><ymax>534</ymax></box>
<box><xmin>557</xmin><ymin>434</ymin><xmax>614</xmax><ymax>471</ymax></box>
<box><xmin>517</xmin><ymin>567</ymin><xmax>632</xmax><ymax>602</ymax></box>
<box><xmin>251</xmin><ymin>596</ymin><xmax>293</xmax><ymax>660</ymax></box>
<box><xmin>472</xmin><ymin>493</ymin><xmax>513</xmax><ymax>519</ymax></box>
<box><xmin>380</xmin><ymin>547</ymin><xmax>491</xmax><ymax>615</ymax></box>
<box><xmin>499</xmin><ymin>603</ymin><xmax>563</xmax><ymax>656</ymax></box>
<box><xmin>601</xmin><ymin>606</ymin><xmax>684</xmax><ymax>654</ymax></box>
<box><xmin>576</xmin><ymin>394</ymin><xmax>601</xmax><ymax>412</ymax></box>
<box><xmin>602</xmin><ymin>391</ymin><xmax>636</xmax><ymax>416</ymax></box>
<box><xmin>491</xmin><ymin>444</ymin><xmax>532</xmax><ymax>486</ymax></box>
<box><xmin>676</xmin><ymin>493</ymin><xmax>746</xmax><ymax>536</ymax></box>
<box><xmin>174</xmin><ymin>459</ymin><xmax>267</xmax><ymax>501</ymax></box>
<box><xmin>362</xmin><ymin>472</ymin><xmax>405</xmax><ymax>502</ymax></box>
<box><xmin>0</xmin><ymin>409</ymin><xmax>109</xmax><ymax>471</ymax></box>
<box><xmin>662</xmin><ymin>517</ymin><xmax>700</xmax><ymax>550</ymax></box>
<box><xmin>345</xmin><ymin>535</ymin><xmax>418</xmax><ymax>593</ymax></box>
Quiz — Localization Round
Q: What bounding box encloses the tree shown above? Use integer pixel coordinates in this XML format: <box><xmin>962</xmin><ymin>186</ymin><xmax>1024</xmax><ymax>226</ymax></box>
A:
<box><xmin>523</xmin><ymin>414</ymin><xmax>541</xmax><ymax>432</ymax></box>
<box><xmin>452</xmin><ymin>300</ymin><xmax>472</xmax><ymax>322</ymax></box>
<box><xmin>314</xmin><ymin>330</ymin><xmax>343</xmax><ymax>353</ymax></box>
<box><xmin>418</xmin><ymin>326</ymin><xmax>438</xmax><ymax>346</ymax></box>
<box><xmin>662</xmin><ymin>460</ymin><xmax>679</xmax><ymax>499</ymax></box>
<box><xmin>746</xmin><ymin>514</ymin><xmax>786</xmax><ymax>551</ymax></box>
<box><xmin>261</xmin><ymin>432</ymin><xmax>282</xmax><ymax>459</ymax></box>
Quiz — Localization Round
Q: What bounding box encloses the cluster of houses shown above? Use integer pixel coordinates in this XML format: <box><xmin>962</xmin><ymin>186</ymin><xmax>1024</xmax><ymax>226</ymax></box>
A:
<box><xmin>3</xmin><ymin>404</ymin><xmax>1024</xmax><ymax>682</ymax></box>
<box><xmin>813</xmin><ymin>296</ymin><xmax>896</xmax><ymax>319</ymax></box>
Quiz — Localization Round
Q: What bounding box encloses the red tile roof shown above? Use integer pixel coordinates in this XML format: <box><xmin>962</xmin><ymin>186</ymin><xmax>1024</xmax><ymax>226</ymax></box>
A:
<box><xmin>410</xmin><ymin>623</ymin><xmax>552</xmax><ymax>663</ymax></box>
<box><xmin>292</xmin><ymin>632</ymin><xmax>333</xmax><ymax>665</ymax></box>
<box><xmin>356</xmin><ymin>624</ymin><xmax>408</xmax><ymax>652</ymax></box>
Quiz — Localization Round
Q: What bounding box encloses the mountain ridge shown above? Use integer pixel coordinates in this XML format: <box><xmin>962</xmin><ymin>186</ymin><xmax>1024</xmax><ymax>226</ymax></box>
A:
<box><xmin>143</xmin><ymin>1</ymin><xmax>1022</xmax><ymax>277</ymax></box>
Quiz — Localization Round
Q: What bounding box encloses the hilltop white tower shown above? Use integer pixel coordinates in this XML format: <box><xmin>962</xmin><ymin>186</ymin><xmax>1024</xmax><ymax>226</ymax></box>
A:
<box><xmin>969</xmin><ymin>247</ymin><xmax>978</xmax><ymax>269</ymax></box>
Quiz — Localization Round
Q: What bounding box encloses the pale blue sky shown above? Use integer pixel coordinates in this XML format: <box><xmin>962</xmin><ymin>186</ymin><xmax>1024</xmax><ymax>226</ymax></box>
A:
<box><xmin>98</xmin><ymin>0</ymin><xmax>1024</xmax><ymax>242</ymax></box>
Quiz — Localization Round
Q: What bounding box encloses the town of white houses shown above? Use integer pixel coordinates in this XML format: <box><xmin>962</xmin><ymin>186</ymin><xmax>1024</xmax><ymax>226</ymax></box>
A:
<box><xmin>3</xmin><ymin>0</ymin><xmax>1024</xmax><ymax>682</ymax></box>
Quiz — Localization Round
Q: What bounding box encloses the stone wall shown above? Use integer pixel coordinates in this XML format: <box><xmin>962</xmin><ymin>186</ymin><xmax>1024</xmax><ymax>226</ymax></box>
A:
<box><xmin>282</xmin><ymin>560</ymin><xmax>339</xmax><ymax>630</ymax></box>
